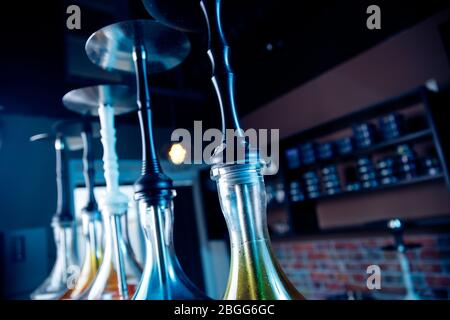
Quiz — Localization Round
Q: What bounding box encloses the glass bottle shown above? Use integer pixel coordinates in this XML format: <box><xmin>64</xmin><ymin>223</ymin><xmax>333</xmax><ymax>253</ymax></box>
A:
<box><xmin>85</xmin><ymin>104</ymin><xmax>142</xmax><ymax>300</ymax></box>
<box><xmin>133</xmin><ymin>190</ymin><xmax>208</xmax><ymax>299</ymax></box>
<box><xmin>210</xmin><ymin>149</ymin><xmax>304</xmax><ymax>299</ymax></box>
<box><xmin>200</xmin><ymin>0</ymin><xmax>305</xmax><ymax>299</ymax></box>
<box><xmin>31</xmin><ymin>134</ymin><xmax>79</xmax><ymax>300</ymax></box>
<box><xmin>130</xmin><ymin>26</ymin><xmax>209</xmax><ymax>299</ymax></box>
<box><xmin>62</xmin><ymin>120</ymin><xmax>103</xmax><ymax>299</ymax></box>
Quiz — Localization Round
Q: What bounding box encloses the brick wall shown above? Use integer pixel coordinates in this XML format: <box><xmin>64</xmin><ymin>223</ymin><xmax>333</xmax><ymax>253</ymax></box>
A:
<box><xmin>273</xmin><ymin>233</ymin><xmax>450</xmax><ymax>300</ymax></box>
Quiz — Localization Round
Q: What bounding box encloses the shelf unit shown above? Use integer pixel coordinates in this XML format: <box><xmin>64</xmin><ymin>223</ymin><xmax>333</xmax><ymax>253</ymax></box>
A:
<box><xmin>287</xmin><ymin>129</ymin><xmax>433</xmax><ymax>172</ymax></box>
<box><xmin>305</xmin><ymin>173</ymin><xmax>444</xmax><ymax>202</ymax></box>
<box><xmin>274</xmin><ymin>85</ymin><xmax>450</xmax><ymax>236</ymax></box>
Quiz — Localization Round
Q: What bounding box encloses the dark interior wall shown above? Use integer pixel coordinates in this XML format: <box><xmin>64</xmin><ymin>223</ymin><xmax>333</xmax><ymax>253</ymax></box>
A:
<box><xmin>317</xmin><ymin>183</ymin><xmax>450</xmax><ymax>229</ymax></box>
<box><xmin>0</xmin><ymin>115</ymin><xmax>57</xmax><ymax>231</ymax></box>
<box><xmin>242</xmin><ymin>10</ymin><xmax>450</xmax><ymax>228</ymax></box>
<box><xmin>242</xmin><ymin>10</ymin><xmax>450</xmax><ymax>139</ymax></box>
<box><xmin>0</xmin><ymin>114</ymin><xmax>147</xmax><ymax>231</ymax></box>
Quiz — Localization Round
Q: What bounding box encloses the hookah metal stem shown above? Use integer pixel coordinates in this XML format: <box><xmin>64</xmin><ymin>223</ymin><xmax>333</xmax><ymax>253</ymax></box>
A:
<box><xmin>97</xmin><ymin>104</ymin><xmax>129</xmax><ymax>299</ymax></box>
<box><xmin>88</xmin><ymin>220</ymin><xmax>101</xmax><ymax>270</ymax></box>
<box><xmin>111</xmin><ymin>215</ymin><xmax>129</xmax><ymax>299</ymax></box>
<box><xmin>61</xmin><ymin>227</ymin><xmax>69</xmax><ymax>283</ymax></box>
<box><xmin>153</xmin><ymin>207</ymin><xmax>170</xmax><ymax>299</ymax></box>
<box><xmin>131</xmin><ymin>23</ymin><xmax>179</xmax><ymax>300</ymax></box>
<box><xmin>132</xmin><ymin>25</ymin><xmax>162</xmax><ymax>175</ymax></box>
<box><xmin>398</xmin><ymin>250</ymin><xmax>417</xmax><ymax>299</ymax></box>
<box><xmin>99</xmin><ymin>105</ymin><xmax>120</xmax><ymax>192</ymax></box>
<box><xmin>79</xmin><ymin>118</ymin><xmax>102</xmax><ymax>281</ymax></box>
<box><xmin>81</xmin><ymin>119</ymin><xmax>98</xmax><ymax>212</ymax></box>
<box><xmin>200</xmin><ymin>0</ymin><xmax>243</xmax><ymax>137</ymax></box>
<box><xmin>55</xmin><ymin>135</ymin><xmax>72</xmax><ymax>222</ymax></box>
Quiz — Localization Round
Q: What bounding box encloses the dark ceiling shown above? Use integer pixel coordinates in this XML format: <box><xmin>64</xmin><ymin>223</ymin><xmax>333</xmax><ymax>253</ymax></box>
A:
<box><xmin>0</xmin><ymin>0</ymin><xmax>449</xmax><ymax>130</ymax></box>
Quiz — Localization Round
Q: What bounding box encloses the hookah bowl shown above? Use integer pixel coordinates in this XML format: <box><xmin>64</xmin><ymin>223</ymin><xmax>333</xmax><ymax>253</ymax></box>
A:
<box><xmin>63</xmin><ymin>85</ymin><xmax>142</xmax><ymax>300</ymax></box>
<box><xmin>85</xmin><ymin>20</ymin><xmax>209</xmax><ymax>300</ymax></box>
<box><xmin>29</xmin><ymin>120</ymin><xmax>84</xmax><ymax>300</ymax></box>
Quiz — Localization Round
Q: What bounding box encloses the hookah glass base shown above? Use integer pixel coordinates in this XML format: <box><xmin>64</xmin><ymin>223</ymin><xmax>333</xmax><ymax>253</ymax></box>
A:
<box><xmin>62</xmin><ymin>214</ymin><xmax>103</xmax><ymax>299</ymax></box>
<box><xmin>211</xmin><ymin>151</ymin><xmax>304</xmax><ymax>300</ymax></box>
<box><xmin>31</xmin><ymin>222</ymin><xmax>78</xmax><ymax>300</ymax></box>
<box><xmin>133</xmin><ymin>194</ymin><xmax>209</xmax><ymax>300</ymax></box>
<box><xmin>86</xmin><ymin>211</ymin><xmax>141</xmax><ymax>300</ymax></box>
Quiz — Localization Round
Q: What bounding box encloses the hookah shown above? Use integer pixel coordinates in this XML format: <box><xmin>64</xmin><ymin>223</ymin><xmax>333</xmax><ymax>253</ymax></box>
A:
<box><xmin>142</xmin><ymin>0</ymin><xmax>305</xmax><ymax>299</ymax></box>
<box><xmin>383</xmin><ymin>219</ymin><xmax>421</xmax><ymax>300</ymax></box>
<box><xmin>63</xmin><ymin>85</ymin><xmax>142</xmax><ymax>300</ymax></box>
<box><xmin>30</xmin><ymin>120</ymin><xmax>83</xmax><ymax>300</ymax></box>
<box><xmin>57</xmin><ymin>118</ymin><xmax>103</xmax><ymax>299</ymax></box>
<box><xmin>85</xmin><ymin>20</ymin><xmax>209</xmax><ymax>300</ymax></box>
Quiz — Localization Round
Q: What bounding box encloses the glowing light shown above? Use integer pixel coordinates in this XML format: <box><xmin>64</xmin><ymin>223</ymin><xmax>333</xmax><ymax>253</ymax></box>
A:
<box><xmin>388</xmin><ymin>219</ymin><xmax>402</xmax><ymax>229</ymax></box>
<box><xmin>168</xmin><ymin>143</ymin><xmax>187</xmax><ymax>165</ymax></box>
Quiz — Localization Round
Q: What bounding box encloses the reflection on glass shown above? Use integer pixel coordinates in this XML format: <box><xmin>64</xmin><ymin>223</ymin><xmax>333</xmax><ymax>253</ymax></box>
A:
<box><xmin>211</xmin><ymin>148</ymin><xmax>304</xmax><ymax>300</ymax></box>
<box><xmin>133</xmin><ymin>193</ymin><xmax>209</xmax><ymax>300</ymax></box>
<box><xmin>31</xmin><ymin>223</ymin><xmax>78</xmax><ymax>300</ymax></box>
<box><xmin>86</xmin><ymin>211</ymin><xmax>142</xmax><ymax>300</ymax></box>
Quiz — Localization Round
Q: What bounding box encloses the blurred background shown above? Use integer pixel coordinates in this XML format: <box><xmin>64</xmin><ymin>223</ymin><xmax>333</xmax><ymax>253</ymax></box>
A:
<box><xmin>1</xmin><ymin>0</ymin><xmax>450</xmax><ymax>300</ymax></box>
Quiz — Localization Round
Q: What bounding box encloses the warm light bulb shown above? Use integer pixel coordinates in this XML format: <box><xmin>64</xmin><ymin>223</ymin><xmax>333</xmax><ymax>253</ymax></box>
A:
<box><xmin>168</xmin><ymin>143</ymin><xmax>186</xmax><ymax>165</ymax></box>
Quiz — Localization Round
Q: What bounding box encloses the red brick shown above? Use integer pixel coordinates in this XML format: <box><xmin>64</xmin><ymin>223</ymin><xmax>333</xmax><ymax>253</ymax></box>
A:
<box><xmin>308</xmin><ymin>252</ymin><xmax>330</xmax><ymax>260</ymax></box>
<box><xmin>292</xmin><ymin>262</ymin><xmax>315</xmax><ymax>270</ymax></box>
<box><xmin>410</xmin><ymin>263</ymin><xmax>442</xmax><ymax>273</ymax></box>
<box><xmin>345</xmin><ymin>263</ymin><xmax>368</xmax><ymax>271</ymax></box>
<box><xmin>374</xmin><ymin>238</ymin><xmax>393</xmax><ymax>247</ymax></box>
<box><xmin>382</xmin><ymin>251</ymin><xmax>400</xmax><ymax>260</ymax></box>
<box><xmin>378</xmin><ymin>263</ymin><xmax>401</xmax><ymax>272</ymax></box>
<box><xmin>421</xmin><ymin>250</ymin><xmax>450</xmax><ymax>260</ymax></box>
<box><xmin>365</xmin><ymin>251</ymin><xmax>383</xmax><ymax>261</ymax></box>
<box><xmin>380</xmin><ymin>286</ymin><xmax>407</xmax><ymax>295</ymax></box>
<box><xmin>405</xmin><ymin>235</ymin><xmax>436</xmax><ymax>247</ymax></box>
<box><xmin>293</xmin><ymin>242</ymin><xmax>315</xmax><ymax>251</ymax></box>
<box><xmin>345</xmin><ymin>284</ymin><xmax>370</xmax><ymax>293</ymax></box>
<box><xmin>346</xmin><ymin>252</ymin><xmax>365</xmax><ymax>260</ymax></box>
<box><xmin>426</xmin><ymin>275</ymin><xmax>450</xmax><ymax>287</ymax></box>
<box><xmin>332</xmin><ymin>253</ymin><xmax>350</xmax><ymax>260</ymax></box>
<box><xmin>334</xmin><ymin>242</ymin><xmax>359</xmax><ymax>250</ymax></box>
<box><xmin>416</xmin><ymin>240</ymin><xmax>437</xmax><ymax>248</ymax></box>
<box><xmin>382</xmin><ymin>274</ymin><xmax>404</xmax><ymax>285</ymax></box>
<box><xmin>351</xmin><ymin>274</ymin><xmax>366</xmax><ymax>283</ymax></box>
<box><xmin>276</xmin><ymin>233</ymin><xmax>450</xmax><ymax>299</ymax></box>
<box><xmin>316</xmin><ymin>261</ymin><xmax>342</xmax><ymax>271</ymax></box>
<box><xmin>311</xmin><ymin>272</ymin><xmax>330</xmax><ymax>282</ymax></box>
<box><xmin>335</xmin><ymin>273</ymin><xmax>350</xmax><ymax>282</ymax></box>
<box><xmin>325</xmin><ymin>283</ymin><xmax>345</xmax><ymax>291</ymax></box>
<box><xmin>362</xmin><ymin>239</ymin><xmax>379</xmax><ymax>247</ymax></box>
<box><xmin>315</xmin><ymin>241</ymin><xmax>333</xmax><ymax>250</ymax></box>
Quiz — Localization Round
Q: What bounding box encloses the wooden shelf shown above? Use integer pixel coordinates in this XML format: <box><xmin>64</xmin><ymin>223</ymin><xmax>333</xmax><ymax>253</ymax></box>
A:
<box><xmin>291</xmin><ymin>174</ymin><xmax>444</xmax><ymax>204</ymax></box>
